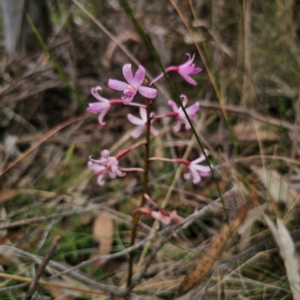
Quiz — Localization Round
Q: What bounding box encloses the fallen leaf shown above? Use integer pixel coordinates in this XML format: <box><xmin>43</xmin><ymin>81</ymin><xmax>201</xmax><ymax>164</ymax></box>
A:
<box><xmin>234</xmin><ymin>121</ymin><xmax>278</xmax><ymax>141</ymax></box>
<box><xmin>92</xmin><ymin>213</ymin><xmax>114</xmax><ymax>267</ymax></box>
<box><xmin>0</xmin><ymin>189</ymin><xmax>18</xmax><ymax>204</ymax></box>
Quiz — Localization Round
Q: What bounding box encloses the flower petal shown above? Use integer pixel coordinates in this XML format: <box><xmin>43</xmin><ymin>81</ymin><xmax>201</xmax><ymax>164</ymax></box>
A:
<box><xmin>183</xmin><ymin>172</ymin><xmax>191</xmax><ymax>180</ymax></box>
<box><xmin>180</xmin><ymin>95</ymin><xmax>188</xmax><ymax>106</ymax></box>
<box><xmin>140</xmin><ymin>107</ymin><xmax>147</xmax><ymax>122</ymax></box>
<box><xmin>116</xmin><ymin>169</ymin><xmax>126</xmax><ymax>177</ymax></box>
<box><xmin>193</xmin><ymin>165</ymin><xmax>211</xmax><ymax>175</ymax></box>
<box><xmin>109</xmin><ymin>172</ymin><xmax>117</xmax><ymax>179</ymax></box>
<box><xmin>122</xmin><ymin>64</ymin><xmax>135</xmax><ymax>86</ymax></box>
<box><xmin>186</xmin><ymin>102</ymin><xmax>200</xmax><ymax>115</ymax></box>
<box><xmin>133</xmin><ymin>65</ymin><xmax>146</xmax><ymax>87</ymax></box>
<box><xmin>151</xmin><ymin>211</ymin><xmax>171</xmax><ymax>225</ymax></box>
<box><xmin>183</xmin><ymin>121</ymin><xmax>191</xmax><ymax>130</ymax></box>
<box><xmin>91</xmin><ymin>87</ymin><xmax>108</xmax><ymax>102</ymax></box>
<box><xmin>192</xmin><ymin>155</ymin><xmax>206</xmax><ymax>164</ymax></box>
<box><xmin>87</xmin><ymin>102</ymin><xmax>110</xmax><ymax>113</ymax></box>
<box><xmin>97</xmin><ymin>174</ymin><xmax>105</xmax><ymax>186</ymax></box>
<box><xmin>189</xmin><ymin>167</ymin><xmax>201</xmax><ymax>184</ymax></box>
<box><xmin>88</xmin><ymin>162</ymin><xmax>106</xmax><ymax>174</ymax></box>
<box><xmin>168</xmin><ymin>100</ymin><xmax>179</xmax><ymax>112</ymax></box>
<box><xmin>131</xmin><ymin>125</ymin><xmax>145</xmax><ymax>139</ymax></box>
<box><xmin>127</xmin><ymin>114</ymin><xmax>144</xmax><ymax>125</ymax></box>
<box><xmin>101</xmin><ymin>149</ymin><xmax>110</xmax><ymax>158</ymax></box>
<box><xmin>138</xmin><ymin>86</ymin><xmax>157</xmax><ymax>99</ymax></box>
<box><xmin>122</xmin><ymin>95</ymin><xmax>135</xmax><ymax>105</ymax></box>
<box><xmin>108</xmin><ymin>79</ymin><xmax>128</xmax><ymax>91</ymax></box>
<box><xmin>98</xmin><ymin>108</ymin><xmax>110</xmax><ymax>125</ymax></box>
<box><xmin>180</xmin><ymin>74</ymin><xmax>197</xmax><ymax>85</ymax></box>
<box><xmin>172</xmin><ymin>121</ymin><xmax>181</xmax><ymax>132</ymax></box>
<box><xmin>150</xmin><ymin>125</ymin><xmax>159</xmax><ymax>136</ymax></box>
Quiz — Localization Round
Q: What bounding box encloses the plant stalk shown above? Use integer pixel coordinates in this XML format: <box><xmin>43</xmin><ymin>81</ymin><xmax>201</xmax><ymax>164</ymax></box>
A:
<box><xmin>127</xmin><ymin>98</ymin><xmax>151</xmax><ymax>286</ymax></box>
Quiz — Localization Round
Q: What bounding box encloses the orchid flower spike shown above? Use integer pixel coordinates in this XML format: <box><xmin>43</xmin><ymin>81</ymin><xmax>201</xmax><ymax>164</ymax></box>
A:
<box><xmin>108</xmin><ymin>64</ymin><xmax>157</xmax><ymax>104</ymax></box>
<box><xmin>150</xmin><ymin>53</ymin><xmax>202</xmax><ymax>86</ymax></box>
<box><xmin>88</xmin><ymin>150</ymin><xmax>125</xmax><ymax>186</ymax></box>
<box><xmin>132</xmin><ymin>194</ymin><xmax>183</xmax><ymax>225</ymax></box>
<box><xmin>127</xmin><ymin>107</ymin><xmax>159</xmax><ymax>139</ymax></box>
<box><xmin>175</xmin><ymin>53</ymin><xmax>202</xmax><ymax>85</ymax></box>
<box><xmin>154</xmin><ymin>95</ymin><xmax>200</xmax><ymax>132</ymax></box>
<box><xmin>88</xmin><ymin>143</ymin><xmax>145</xmax><ymax>186</ymax></box>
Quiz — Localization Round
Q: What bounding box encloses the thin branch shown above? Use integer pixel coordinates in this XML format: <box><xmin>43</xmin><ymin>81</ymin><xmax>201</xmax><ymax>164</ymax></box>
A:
<box><xmin>26</xmin><ymin>236</ymin><xmax>60</xmax><ymax>300</ymax></box>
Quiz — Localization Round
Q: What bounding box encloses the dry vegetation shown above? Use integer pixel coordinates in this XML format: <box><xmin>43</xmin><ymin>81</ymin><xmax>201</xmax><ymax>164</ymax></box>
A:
<box><xmin>0</xmin><ymin>0</ymin><xmax>300</xmax><ymax>299</ymax></box>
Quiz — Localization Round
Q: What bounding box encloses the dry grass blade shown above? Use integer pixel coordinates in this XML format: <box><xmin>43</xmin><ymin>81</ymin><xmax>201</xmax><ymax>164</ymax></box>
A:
<box><xmin>252</xmin><ymin>167</ymin><xmax>297</xmax><ymax>209</ymax></box>
<box><xmin>264</xmin><ymin>215</ymin><xmax>300</xmax><ymax>299</ymax></box>
<box><xmin>178</xmin><ymin>200</ymin><xmax>252</xmax><ymax>295</ymax></box>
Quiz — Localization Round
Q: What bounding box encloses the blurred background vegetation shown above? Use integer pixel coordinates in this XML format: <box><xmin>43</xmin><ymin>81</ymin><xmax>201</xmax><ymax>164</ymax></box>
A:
<box><xmin>0</xmin><ymin>0</ymin><xmax>300</xmax><ymax>299</ymax></box>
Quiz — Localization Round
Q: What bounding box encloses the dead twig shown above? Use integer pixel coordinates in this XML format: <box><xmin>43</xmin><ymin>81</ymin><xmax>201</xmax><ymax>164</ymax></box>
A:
<box><xmin>26</xmin><ymin>236</ymin><xmax>60</xmax><ymax>300</ymax></box>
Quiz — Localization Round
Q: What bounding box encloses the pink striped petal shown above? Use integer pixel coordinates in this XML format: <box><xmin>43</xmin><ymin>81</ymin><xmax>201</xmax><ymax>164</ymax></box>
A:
<box><xmin>122</xmin><ymin>64</ymin><xmax>135</xmax><ymax>86</ymax></box>
<box><xmin>186</xmin><ymin>102</ymin><xmax>200</xmax><ymax>115</ymax></box>
<box><xmin>134</xmin><ymin>65</ymin><xmax>146</xmax><ymax>87</ymax></box>
<box><xmin>108</xmin><ymin>79</ymin><xmax>128</xmax><ymax>91</ymax></box>
<box><xmin>138</xmin><ymin>86</ymin><xmax>157</xmax><ymax>99</ymax></box>
<box><xmin>131</xmin><ymin>125</ymin><xmax>145</xmax><ymax>139</ymax></box>
<box><xmin>168</xmin><ymin>100</ymin><xmax>179</xmax><ymax>112</ymax></box>
<box><xmin>139</xmin><ymin>107</ymin><xmax>147</xmax><ymax>121</ymax></box>
<box><xmin>127</xmin><ymin>114</ymin><xmax>145</xmax><ymax>125</ymax></box>
<box><xmin>180</xmin><ymin>74</ymin><xmax>197</xmax><ymax>85</ymax></box>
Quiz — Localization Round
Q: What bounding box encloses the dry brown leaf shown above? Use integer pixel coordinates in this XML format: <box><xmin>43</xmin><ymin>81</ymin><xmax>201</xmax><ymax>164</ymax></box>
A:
<box><xmin>178</xmin><ymin>200</ymin><xmax>252</xmax><ymax>294</ymax></box>
<box><xmin>264</xmin><ymin>215</ymin><xmax>300</xmax><ymax>299</ymax></box>
<box><xmin>92</xmin><ymin>213</ymin><xmax>114</xmax><ymax>267</ymax></box>
<box><xmin>0</xmin><ymin>189</ymin><xmax>18</xmax><ymax>204</ymax></box>
<box><xmin>234</xmin><ymin>121</ymin><xmax>279</xmax><ymax>141</ymax></box>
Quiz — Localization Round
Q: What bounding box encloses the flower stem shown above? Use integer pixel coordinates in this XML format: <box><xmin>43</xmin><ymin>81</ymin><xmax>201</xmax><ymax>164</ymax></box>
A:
<box><xmin>127</xmin><ymin>98</ymin><xmax>151</xmax><ymax>286</ymax></box>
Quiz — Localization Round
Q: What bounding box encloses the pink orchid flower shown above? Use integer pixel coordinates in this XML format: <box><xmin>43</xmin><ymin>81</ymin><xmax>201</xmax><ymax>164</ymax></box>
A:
<box><xmin>151</xmin><ymin>53</ymin><xmax>202</xmax><ymax>86</ymax></box>
<box><xmin>154</xmin><ymin>95</ymin><xmax>200</xmax><ymax>132</ymax></box>
<box><xmin>133</xmin><ymin>194</ymin><xmax>183</xmax><ymax>225</ymax></box>
<box><xmin>87</xmin><ymin>86</ymin><xmax>146</xmax><ymax>125</ymax></box>
<box><xmin>127</xmin><ymin>107</ymin><xmax>159</xmax><ymax>139</ymax></box>
<box><xmin>88</xmin><ymin>150</ymin><xmax>124</xmax><ymax>186</ymax></box>
<box><xmin>87</xmin><ymin>87</ymin><xmax>116</xmax><ymax>125</ymax></box>
<box><xmin>175</xmin><ymin>53</ymin><xmax>202</xmax><ymax>85</ymax></box>
<box><xmin>149</xmin><ymin>152</ymin><xmax>211</xmax><ymax>184</ymax></box>
<box><xmin>108</xmin><ymin>64</ymin><xmax>157</xmax><ymax>104</ymax></box>
<box><xmin>183</xmin><ymin>154</ymin><xmax>211</xmax><ymax>184</ymax></box>
<box><xmin>88</xmin><ymin>143</ymin><xmax>145</xmax><ymax>186</ymax></box>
